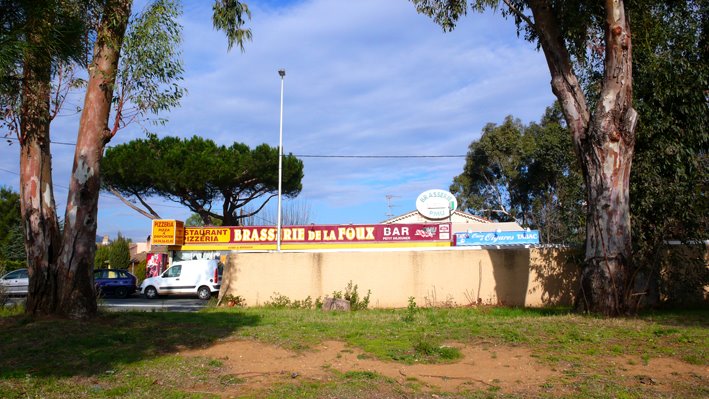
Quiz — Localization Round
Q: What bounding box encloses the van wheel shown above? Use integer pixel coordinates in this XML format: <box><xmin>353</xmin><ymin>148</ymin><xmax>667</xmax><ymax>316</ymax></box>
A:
<box><xmin>144</xmin><ymin>286</ymin><xmax>159</xmax><ymax>299</ymax></box>
<box><xmin>197</xmin><ymin>286</ymin><xmax>212</xmax><ymax>300</ymax></box>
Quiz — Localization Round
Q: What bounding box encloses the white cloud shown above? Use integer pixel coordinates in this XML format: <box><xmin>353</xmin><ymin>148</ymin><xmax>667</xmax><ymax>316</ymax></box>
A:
<box><xmin>0</xmin><ymin>0</ymin><xmax>556</xmax><ymax>240</ymax></box>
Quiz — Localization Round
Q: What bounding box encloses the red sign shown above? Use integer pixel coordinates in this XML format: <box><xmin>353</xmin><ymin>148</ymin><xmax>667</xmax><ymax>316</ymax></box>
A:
<box><xmin>183</xmin><ymin>223</ymin><xmax>451</xmax><ymax>244</ymax></box>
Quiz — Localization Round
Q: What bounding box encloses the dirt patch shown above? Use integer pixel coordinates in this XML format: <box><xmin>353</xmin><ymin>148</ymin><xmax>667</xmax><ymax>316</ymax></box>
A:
<box><xmin>180</xmin><ymin>340</ymin><xmax>707</xmax><ymax>397</ymax></box>
<box><xmin>612</xmin><ymin>356</ymin><xmax>708</xmax><ymax>394</ymax></box>
<box><xmin>181</xmin><ymin>339</ymin><xmax>553</xmax><ymax>395</ymax></box>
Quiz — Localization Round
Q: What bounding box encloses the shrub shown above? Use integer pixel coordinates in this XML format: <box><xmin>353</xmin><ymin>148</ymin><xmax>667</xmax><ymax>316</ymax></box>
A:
<box><xmin>133</xmin><ymin>259</ymin><xmax>147</xmax><ymax>285</ymax></box>
<box><xmin>402</xmin><ymin>296</ymin><xmax>417</xmax><ymax>322</ymax></box>
<box><xmin>343</xmin><ymin>280</ymin><xmax>371</xmax><ymax>311</ymax></box>
<box><xmin>265</xmin><ymin>292</ymin><xmax>292</xmax><ymax>308</ymax></box>
<box><xmin>222</xmin><ymin>294</ymin><xmax>246</xmax><ymax>307</ymax></box>
<box><xmin>264</xmin><ymin>293</ymin><xmax>322</xmax><ymax>309</ymax></box>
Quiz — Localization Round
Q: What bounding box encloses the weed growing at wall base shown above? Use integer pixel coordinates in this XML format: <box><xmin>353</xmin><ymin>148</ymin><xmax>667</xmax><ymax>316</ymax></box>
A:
<box><xmin>330</xmin><ymin>280</ymin><xmax>371</xmax><ymax>310</ymax></box>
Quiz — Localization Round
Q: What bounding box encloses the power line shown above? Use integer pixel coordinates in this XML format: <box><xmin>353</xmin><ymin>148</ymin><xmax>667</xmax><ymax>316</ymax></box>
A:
<box><xmin>295</xmin><ymin>154</ymin><xmax>465</xmax><ymax>159</ymax></box>
<box><xmin>0</xmin><ymin>167</ymin><xmax>185</xmax><ymax>210</ymax></box>
<box><xmin>4</xmin><ymin>136</ymin><xmax>469</xmax><ymax>158</ymax></box>
<box><xmin>0</xmin><ymin>167</ymin><xmax>18</xmax><ymax>176</ymax></box>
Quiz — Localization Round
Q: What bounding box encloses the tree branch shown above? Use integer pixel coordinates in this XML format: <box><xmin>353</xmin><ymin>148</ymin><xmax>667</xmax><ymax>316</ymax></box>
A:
<box><xmin>108</xmin><ymin>186</ymin><xmax>161</xmax><ymax>219</ymax></box>
<box><xmin>482</xmin><ymin>171</ymin><xmax>510</xmax><ymax>217</ymax></box>
<box><xmin>596</xmin><ymin>0</ymin><xmax>636</xmax><ymax>143</ymax></box>
<box><xmin>235</xmin><ymin>194</ymin><xmax>277</xmax><ymax>220</ymax></box>
<box><xmin>526</xmin><ymin>0</ymin><xmax>590</xmax><ymax>148</ymax></box>
<box><xmin>501</xmin><ymin>0</ymin><xmax>536</xmax><ymax>30</ymax></box>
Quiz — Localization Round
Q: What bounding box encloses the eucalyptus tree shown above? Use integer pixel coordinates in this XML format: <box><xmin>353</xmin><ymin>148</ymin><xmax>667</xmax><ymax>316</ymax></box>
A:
<box><xmin>412</xmin><ymin>0</ymin><xmax>639</xmax><ymax>315</ymax></box>
<box><xmin>628</xmin><ymin>1</ymin><xmax>708</xmax><ymax>306</ymax></box>
<box><xmin>101</xmin><ymin>135</ymin><xmax>305</xmax><ymax>226</ymax></box>
<box><xmin>451</xmin><ymin>116</ymin><xmax>531</xmax><ymax>223</ymax></box>
<box><xmin>5</xmin><ymin>0</ymin><xmax>252</xmax><ymax>318</ymax></box>
<box><xmin>451</xmin><ymin>105</ymin><xmax>584</xmax><ymax>245</ymax></box>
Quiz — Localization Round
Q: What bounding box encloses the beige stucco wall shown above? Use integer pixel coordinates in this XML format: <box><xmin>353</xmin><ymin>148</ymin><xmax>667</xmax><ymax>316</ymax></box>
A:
<box><xmin>220</xmin><ymin>248</ymin><xmax>580</xmax><ymax>308</ymax></box>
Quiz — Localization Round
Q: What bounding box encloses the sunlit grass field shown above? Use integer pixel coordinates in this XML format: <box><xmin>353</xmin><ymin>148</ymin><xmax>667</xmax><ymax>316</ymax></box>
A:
<box><xmin>0</xmin><ymin>304</ymin><xmax>706</xmax><ymax>398</ymax></box>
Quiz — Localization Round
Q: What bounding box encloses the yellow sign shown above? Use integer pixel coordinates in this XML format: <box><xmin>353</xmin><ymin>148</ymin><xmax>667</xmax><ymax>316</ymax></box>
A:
<box><xmin>184</xmin><ymin>227</ymin><xmax>231</xmax><ymax>243</ymax></box>
<box><xmin>151</xmin><ymin>220</ymin><xmax>185</xmax><ymax>246</ymax></box>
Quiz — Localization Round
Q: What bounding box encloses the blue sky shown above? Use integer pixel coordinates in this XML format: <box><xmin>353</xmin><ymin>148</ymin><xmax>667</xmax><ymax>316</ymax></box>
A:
<box><xmin>0</xmin><ymin>0</ymin><xmax>555</xmax><ymax>241</ymax></box>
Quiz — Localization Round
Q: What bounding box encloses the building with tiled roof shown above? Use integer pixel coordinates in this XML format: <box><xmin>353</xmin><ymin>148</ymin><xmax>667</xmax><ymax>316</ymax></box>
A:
<box><xmin>382</xmin><ymin>209</ymin><xmax>524</xmax><ymax>234</ymax></box>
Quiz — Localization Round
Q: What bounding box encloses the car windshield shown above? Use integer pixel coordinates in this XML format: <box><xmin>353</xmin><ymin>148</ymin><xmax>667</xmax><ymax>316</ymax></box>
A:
<box><xmin>4</xmin><ymin>270</ymin><xmax>27</xmax><ymax>279</ymax></box>
<box><xmin>163</xmin><ymin>265</ymin><xmax>181</xmax><ymax>278</ymax></box>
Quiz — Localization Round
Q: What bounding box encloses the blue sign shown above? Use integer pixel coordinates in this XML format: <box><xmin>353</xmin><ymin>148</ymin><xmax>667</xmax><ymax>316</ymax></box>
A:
<box><xmin>454</xmin><ymin>230</ymin><xmax>539</xmax><ymax>246</ymax></box>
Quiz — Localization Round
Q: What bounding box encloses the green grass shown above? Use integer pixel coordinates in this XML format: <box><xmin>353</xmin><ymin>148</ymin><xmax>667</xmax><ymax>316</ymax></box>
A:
<box><xmin>0</xmin><ymin>306</ymin><xmax>706</xmax><ymax>398</ymax></box>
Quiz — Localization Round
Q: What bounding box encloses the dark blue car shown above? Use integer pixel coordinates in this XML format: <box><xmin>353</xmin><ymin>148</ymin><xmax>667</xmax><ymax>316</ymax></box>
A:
<box><xmin>93</xmin><ymin>269</ymin><xmax>137</xmax><ymax>298</ymax></box>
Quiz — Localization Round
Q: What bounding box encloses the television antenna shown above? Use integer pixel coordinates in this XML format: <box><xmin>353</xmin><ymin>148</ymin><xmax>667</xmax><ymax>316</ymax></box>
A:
<box><xmin>385</xmin><ymin>194</ymin><xmax>401</xmax><ymax>218</ymax></box>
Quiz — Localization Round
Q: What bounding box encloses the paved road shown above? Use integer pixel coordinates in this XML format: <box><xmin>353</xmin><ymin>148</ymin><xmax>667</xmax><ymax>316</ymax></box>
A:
<box><xmin>100</xmin><ymin>295</ymin><xmax>210</xmax><ymax>312</ymax></box>
<box><xmin>4</xmin><ymin>295</ymin><xmax>211</xmax><ymax>312</ymax></box>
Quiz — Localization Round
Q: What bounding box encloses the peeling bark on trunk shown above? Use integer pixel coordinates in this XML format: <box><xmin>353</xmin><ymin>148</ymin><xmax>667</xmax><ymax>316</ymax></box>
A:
<box><xmin>20</xmin><ymin>5</ymin><xmax>63</xmax><ymax>315</ymax></box>
<box><xmin>577</xmin><ymin>1</ymin><xmax>636</xmax><ymax>315</ymax></box>
<box><xmin>578</xmin><ymin>125</ymin><xmax>634</xmax><ymax>315</ymax></box>
<box><xmin>19</xmin><ymin>0</ymin><xmax>132</xmax><ymax>319</ymax></box>
<box><xmin>529</xmin><ymin>0</ymin><xmax>637</xmax><ymax>315</ymax></box>
<box><xmin>55</xmin><ymin>0</ymin><xmax>132</xmax><ymax>318</ymax></box>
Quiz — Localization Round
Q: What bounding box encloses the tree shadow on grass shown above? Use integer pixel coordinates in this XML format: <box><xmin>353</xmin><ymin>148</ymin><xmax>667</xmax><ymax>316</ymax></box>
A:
<box><xmin>0</xmin><ymin>310</ymin><xmax>260</xmax><ymax>378</ymax></box>
<box><xmin>638</xmin><ymin>308</ymin><xmax>709</xmax><ymax>329</ymax></box>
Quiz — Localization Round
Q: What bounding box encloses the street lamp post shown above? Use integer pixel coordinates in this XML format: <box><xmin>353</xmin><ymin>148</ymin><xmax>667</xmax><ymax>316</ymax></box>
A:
<box><xmin>277</xmin><ymin>68</ymin><xmax>285</xmax><ymax>251</ymax></box>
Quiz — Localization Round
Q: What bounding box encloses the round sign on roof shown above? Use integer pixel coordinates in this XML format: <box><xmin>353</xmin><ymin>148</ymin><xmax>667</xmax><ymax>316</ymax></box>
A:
<box><xmin>416</xmin><ymin>189</ymin><xmax>457</xmax><ymax>220</ymax></box>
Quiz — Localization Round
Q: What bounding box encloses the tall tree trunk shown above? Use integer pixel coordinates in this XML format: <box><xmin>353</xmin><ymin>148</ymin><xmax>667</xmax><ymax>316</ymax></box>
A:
<box><xmin>529</xmin><ymin>0</ymin><xmax>637</xmax><ymax>315</ymax></box>
<box><xmin>577</xmin><ymin>1</ymin><xmax>636</xmax><ymax>315</ymax></box>
<box><xmin>55</xmin><ymin>0</ymin><xmax>132</xmax><ymax>318</ymax></box>
<box><xmin>20</xmin><ymin>2</ymin><xmax>63</xmax><ymax>315</ymax></box>
<box><xmin>19</xmin><ymin>0</ymin><xmax>132</xmax><ymax>318</ymax></box>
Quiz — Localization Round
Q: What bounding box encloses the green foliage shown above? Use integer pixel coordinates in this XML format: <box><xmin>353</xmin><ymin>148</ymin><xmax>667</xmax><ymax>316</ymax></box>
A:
<box><xmin>212</xmin><ymin>0</ymin><xmax>252</xmax><ymax>52</ymax></box>
<box><xmin>0</xmin><ymin>187</ymin><xmax>21</xmax><ymax>249</ymax></box>
<box><xmin>222</xmin><ymin>294</ymin><xmax>246</xmax><ymax>307</ymax></box>
<box><xmin>134</xmin><ymin>259</ymin><xmax>147</xmax><ymax>284</ymax></box>
<box><xmin>411</xmin><ymin>0</ymin><xmax>604</xmax><ymax>64</ymax></box>
<box><xmin>265</xmin><ymin>292</ymin><xmax>291</xmax><ymax>308</ymax></box>
<box><xmin>0</xmin><ymin>187</ymin><xmax>24</xmax><ymax>268</ymax></box>
<box><xmin>412</xmin><ymin>338</ymin><xmax>462</xmax><ymax>361</ymax></box>
<box><xmin>116</xmin><ymin>0</ymin><xmax>185</xmax><ymax>126</ymax></box>
<box><xmin>185</xmin><ymin>213</ymin><xmax>222</xmax><ymax>227</ymax></box>
<box><xmin>264</xmin><ymin>292</ymin><xmax>317</xmax><ymax>309</ymax></box>
<box><xmin>343</xmin><ymin>281</ymin><xmax>371</xmax><ymax>311</ymax></box>
<box><xmin>102</xmin><ymin>135</ymin><xmax>304</xmax><ymax>226</ymax></box>
<box><xmin>93</xmin><ymin>234</ymin><xmax>131</xmax><ymax>270</ymax></box>
<box><xmin>402</xmin><ymin>296</ymin><xmax>418</xmax><ymax>323</ymax></box>
<box><xmin>0</xmin><ymin>308</ymin><xmax>707</xmax><ymax>396</ymax></box>
<box><xmin>1</xmin><ymin>224</ymin><xmax>25</xmax><ymax>264</ymax></box>
<box><xmin>262</xmin><ymin>287</ymin><xmax>370</xmax><ymax>310</ymax></box>
<box><xmin>0</xmin><ymin>1</ymin><xmax>90</xmax><ymax>134</ymax></box>
<box><xmin>627</xmin><ymin>1</ymin><xmax>709</xmax><ymax>304</ymax></box>
<box><xmin>94</xmin><ymin>245</ymin><xmax>110</xmax><ymax>269</ymax></box>
<box><xmin>451</xmin><ymin>107</ymin><xmax>585</xmax><ymax>245</ymax></box>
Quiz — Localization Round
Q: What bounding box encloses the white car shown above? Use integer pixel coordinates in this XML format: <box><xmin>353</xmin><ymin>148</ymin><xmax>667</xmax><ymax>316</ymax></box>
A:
<box><xmin>139</xmin><ymin>259</ymin><xmax>223</xmax><ymax>300</ymax></box>
<box><xmin>0</xmin><ymin>268</ymin><xmax>29</xmax><ymax>296</ymax></box>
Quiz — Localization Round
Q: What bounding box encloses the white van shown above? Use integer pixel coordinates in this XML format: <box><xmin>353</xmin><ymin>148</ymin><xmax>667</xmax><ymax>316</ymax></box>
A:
<box><xmin>139</xmin><ymin>259</ymin><xmax>223</xmax><ymax>300</ymax></box>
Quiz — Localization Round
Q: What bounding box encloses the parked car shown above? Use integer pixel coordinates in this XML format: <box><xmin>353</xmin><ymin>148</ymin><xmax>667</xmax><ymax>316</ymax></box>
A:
<box><xmin>93</xmin><ymin>268</ymin><xmax>137</xmax><ymax>298</ymax></box>
<box><xmin>140</xmin><ymin>259</ymin><xmax>222</xmax><ymax>300</ymax></box>
<box><xmin>0</xmin><ymin>268</ymin><xmax>28</xmax><ymax>296</ymax></box>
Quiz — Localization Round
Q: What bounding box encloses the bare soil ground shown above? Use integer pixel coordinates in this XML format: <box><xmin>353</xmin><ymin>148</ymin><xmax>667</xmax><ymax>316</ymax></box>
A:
<box><xmin>181</xmin><ymin>339</ymin><xmax>707</xmax><ymax>398</ymax></box>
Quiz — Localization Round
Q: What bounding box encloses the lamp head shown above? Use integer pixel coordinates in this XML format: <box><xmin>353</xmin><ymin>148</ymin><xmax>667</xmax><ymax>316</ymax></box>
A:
<box><xmin>278</xmin><ymin>69</ymin><xmax>286</xmax><ymax>77</ymax></box>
